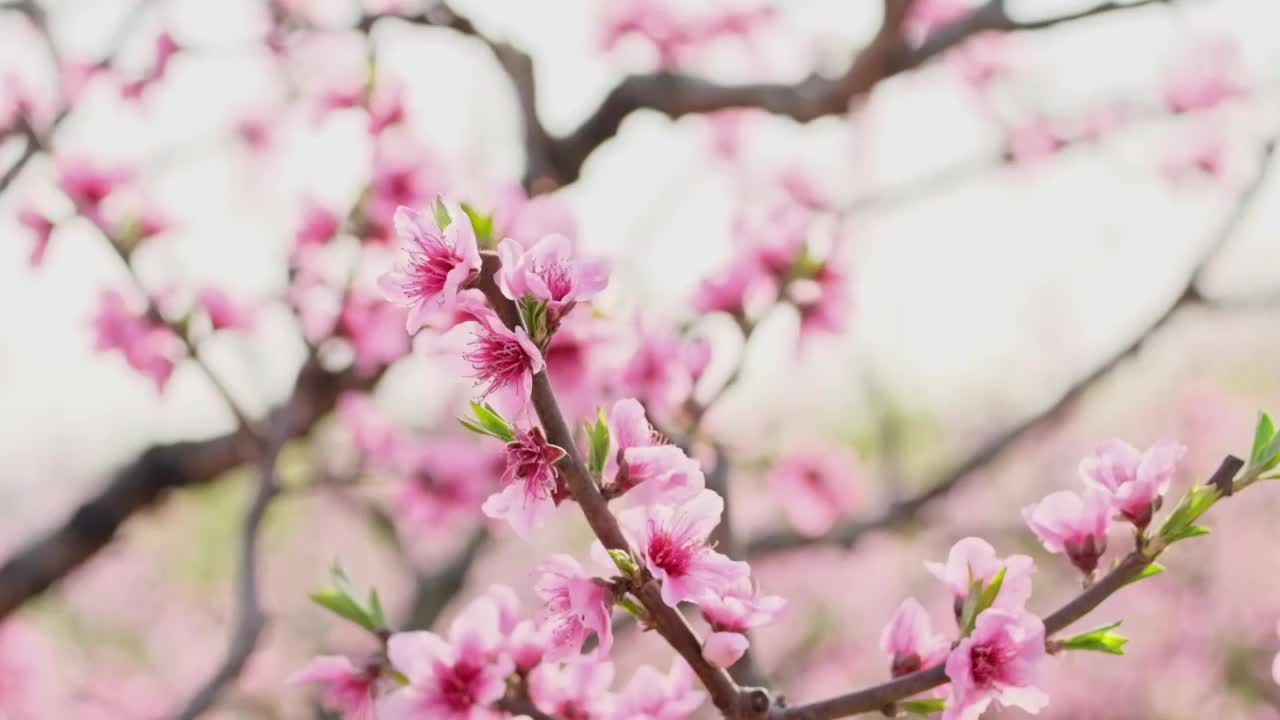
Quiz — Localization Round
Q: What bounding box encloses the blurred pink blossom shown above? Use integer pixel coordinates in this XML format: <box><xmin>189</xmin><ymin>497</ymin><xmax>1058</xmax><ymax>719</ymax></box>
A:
<box><xmin>768</xmin><ymin>446</ymin><xmax>859</xmax><ymax>537</ymax></box>
<box><xmin>18</xmin><ymin>204</ymin><xmax>54</xmax><ymax>267</ymax></box>
<box><xmin>1164</xmin><ymin>38</ymin><xmax>1248</xmax><ymax>113</ymax></box>
<box><xmin>613</xmin><ymin>658</ymin><xmax>706</xmax><ymax>720</ymax></box>
<box><xmin>529</xmin><ymin>653</ymin><xmax>615</xmax><ymax>719</ymax></box>
<box><xmin>396</xmin><ymin>436</ymin><xmax>502</xmax><ymax>532</ymax></box>
<box><xmin>198</xmin><ymin>286</ymin><xmax>254</xmax><ymax>332</ymax></box>
<box><xmin>339</xmin><ymin>291</ymin><xmax>412</xmax><ymax>375</ymax></box>
<box><xmin>295</xmin><ymin>199</ymin><xmax>342</xmax><ymax>249</ymax></box>
<box><xmin>92</xmin><ymin>289</ymin><xmax>184</xmax><ymax>391</ymax></box>
<box><xmin>880</xmin><ymin>597</ymin><xmax>949</xmax><ymax>677</ymax></box>
<box><xmin>289</xmin><ymin>655</ymin><xmax>378</xmax><ymax>720</ymax></box>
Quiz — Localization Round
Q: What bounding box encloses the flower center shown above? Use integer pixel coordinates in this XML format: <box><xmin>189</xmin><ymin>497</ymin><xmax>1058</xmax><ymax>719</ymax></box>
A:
<box><xmin>534</xmin><ymin>260</ymin><xmax>574</xmax><ymax>301</ymax></box>
<box><xmin>969</xmin><ymin>641</ymin><xmax>1015</xmax><ymax>687</ymax></box>
<box><xmin>647</xmin><ymin>525</ymin><xmax>697</xmax><ymax>577</ymax></box>
<box><xmin>438</xmin><ymin>659</ymin><xmax>484</xmax><ymax>711</ymax></box>
<box><xmin>464</xmin><ymin>330</ymin><xmax>531</xmax><ymax>395</ymax></box>
<box><xmin>407</xmin><ymin>235</ymin><xmax>463</xmax><ymax>299</ymax></box>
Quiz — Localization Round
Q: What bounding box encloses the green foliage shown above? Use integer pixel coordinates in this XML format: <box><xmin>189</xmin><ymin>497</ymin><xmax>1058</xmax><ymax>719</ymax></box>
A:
<box><xmin>1060</xmin><ymin>621</ymin><xmax>1128</xmax><ymax>655</ymax></box>
<box><xmin>1123</xmin><ymin>562</ymin><xmax>1165</xmax><ymax>587</ymax></box>
<box><xmin>458</xmin><ymin>402</ymin><xmax>516</xmax><ymax>442</ymax></box>
<box><xmin>1159</xmin><ymin>485</ymin><xmax>1220</xmax><ymax>544</ymax></box>
<box><xmin>584</xmin><ymin>408</ymin><xmax>611</xmax><ymax>478</ymax></box>
<box><xmin>1249</xmin><ymin>411</ymin><xmax>1280</xmax><ymax>474</ymax></box>
<box><xmin>308</xmin><ymin>564</ymin><xmax>387</xmax><ymax>634</ymax></box>
<box><xmin>461</xmin><ymin>202</ymin><xmax>496</xmax><ymax>248</ymax></box>
<box><xmin>960</xmin><ymin>567</ymin><xmax>1006</xmax><ymax>635</ymax></box>
<box><xmin>433</xmin><ymin>197</ymin><xmax>452</xmax><ymax>229</ymax></box>
<box><xmin>901</xmin><ymin>699</ymin><xmax>947</xmax><ymax>715</ymax></box>
<box><xmin>607</xmin><ymin>549</ymin><xmax>640</xmax><ymax>579</ymax></box>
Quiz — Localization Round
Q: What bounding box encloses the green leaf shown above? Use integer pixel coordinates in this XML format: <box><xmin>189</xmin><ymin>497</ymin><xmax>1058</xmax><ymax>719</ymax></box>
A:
<box><xmin>1250</xmin><ymin>412</ymin><xmax>1276</xmax><ymax>467</ymax></box>
<box><xmin>1162</xmin><ymin>524</ymin><xmax>1211</xmax><ymax>542</ymax></box>
<box><xmin>616</xmin><ymin>595</ymin><xmax>647</xmax><ymax>620</ymax></box>
<box><xmin>459</xmin><ymin>402</ymin><xmax>516</xmax><ymax>442</ymax></box>
<box><xmin>309</xmin><ymin>590</ymin><xmax>377</xmax><ymax>633</ymax></box>
<box><xmin>1123</xmin><ymin>562</ymin><xmax>1165</xmax><ymax>587</ymax></box>
<box><xmin>901</xmin><ymin>699</ymin><xmax>947</xmax><ymax>715</ymax></box>
<box><xmin>1061</xmin><ymin>621</ymin><xmax>1129</xmax><ymax>655</ymax></box>
<box><xmin>607</xmin><ymin>549</ymin><xmax>640</xmax><ymax>579</ymax></box>
<box><xmin>519</xmin><ymin>298</ymin><xmax>549</xmax><ymax>343</ymax></box>
<box><xmin>1159</xmin><ymin>485</ymin><xmax>1219</xmax><ymax>542</ymax></box>
<box><xmin>973</xmin><ymin>566</ymin><xmax>1006</xmax><ymax>617</ymax></box>
<box><xmin>461</xmin><ymin>202</ymin><xmax>496</xmax><ymax>247</ymax></box>
<box><xmin>585</xmin><ymin>408</ymin><xmax>611</xmax><ymax>478</ymax></box>
<box><xmin>331</xmin><ymin>563</ymin><xmax>358</xmax><ymax>599</ymax></box>
<box><xmin>432</xmin><ymin>197</ymin><xmax>452</xmax><ymax>229</ymax></box>
<box><xmin>368</xmin><ymin>589</ymin><xmax>387</xmax><ymax>630</ymax></box>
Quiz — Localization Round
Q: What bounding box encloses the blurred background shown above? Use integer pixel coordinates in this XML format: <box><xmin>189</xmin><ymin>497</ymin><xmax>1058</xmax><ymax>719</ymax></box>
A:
<box><xmin>2</xmin><ymin>0</ymin><xmax>1280</xmax><ymax>717</ymax></box>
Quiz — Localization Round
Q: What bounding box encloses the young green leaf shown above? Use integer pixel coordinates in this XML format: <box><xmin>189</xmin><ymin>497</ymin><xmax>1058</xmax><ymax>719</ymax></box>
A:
<box><xmin>461</xmin><ymin>202</ymin><xmax>496</xmax><ymax>247</ymax></box>
<box><xmin>433</xmin><ymin>197</ymin><xmax>452</xmax><ymax>229</ymax></box>
<box><xmin>606</xmin><ymin>549</ymin><xmax>640</xmax><ymax>579</ymax></box>
<box><xmin>616</xmin><ymin>596</ymin><xmax>648</xmax><ymax>620</ymax></box>
<box><xmin>459</xmin><ymin>402</ymin><xmax>516</xmax><ymax>442</ymax></box>
<box><xmin>1123</xmin><ymin>562</ymin><xmax>1165</xmax><ymax>587</ymax></box>
<box><xmin>1162</xmin><ymin>524</ymin><xmax>1211</xmax><ymax>542</ymax></box>
<box><xmin>1060</xmin><ymin>621</ymin><xmax>1129</xmax><ymax>655</ymax></box>
<box><xmin>368</xmin><ymin>589</ymin><xmax>387</xmax><ymax>630</ymax></box>
<box><xmin>901</xmin><ymin>699</ymin><xmax>947</xmax><ymax>715</ymax></box>
<box><xmin>309</xmin><ymin>590</ymin><xmax>377</xmax><ymax>633</ymax></box>
<box><xmin>1159</xmin><ymin>485</ymin><xmax>1219</xmax><ymax>542</ymax></box>
<box><xmin>1250</xmin><ymin>412</ymin><xmax>1277</xmax><ymax>468</ymax></box>
<box><xmin>585</xmin><ymin>408</ymin><xmax>611</xmax><ymax>478</ymax></box>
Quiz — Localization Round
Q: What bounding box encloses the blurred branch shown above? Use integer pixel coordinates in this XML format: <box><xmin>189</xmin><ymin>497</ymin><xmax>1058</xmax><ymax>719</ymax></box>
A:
<box><xmin>403</xmin><ymin>527</ymin><xmax>490</xmax><ymax>630</ymax></box>
<box><xmin>0</xmin><ymin>358</ymin><xmax>371</xmax><ymax>621</ymax></box>
<box><xmin>747</xmin><ymin>136</ymin><xmax>1279</xmax><ymax>558</ymax></box>
<box><xmin>172</xmin><ymin>424</ymin><xmax>287</xmax><ymax>720</ymax></box>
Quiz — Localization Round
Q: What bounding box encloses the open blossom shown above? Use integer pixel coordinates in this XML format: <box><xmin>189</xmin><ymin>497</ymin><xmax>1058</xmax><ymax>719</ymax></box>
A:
<box><xmin>382</xmin><ymin>597</ymin><xmax>512</xmax><ymax>720</ymax></box>
<box><xmin>368</xmin><ymin>79</ymin><xmax>406</xmax><ymax>135</ymax></box>
<box><xmin>378</xmin><ymin>202</ymin><xmax>481</xmax><ymax>331</ymax></box>
<box><xmin>290</xmin><ymin>655</ymin><xmax>379</xmax><ymax>720</ymax></box>
<box><xmin>529</xmin><ymin>653</ymin><xmax>615</xmax><ymax>719</ymax></box>
<box><xmin>482</xmin><ymin>427</ymin><xmax>567</xmax><ymax>538</ymax></box>
<box><xmin>619</xmin><ymin>489</ymin><xmax>750</xmax><ymax>607</ymax></box>
<box><xmin>880</xmin><ymin>598</ymin><xmax>949</xmax><ymax>677</ymax></box>
<box><xmin>693</xmin><ymin>254</ymin><xmax>769</xmax><ymax>317</ymax></box>
<box><xmin>699</xmin><ymin>578</ymin><xmax>785</xmax><ymax>669</ymax></box>
<box><xmin>1079</xmin><ymin>439</ymin><xmax>1186</xmax><ymax>528</ymax></box>
<box><xmin>620</xmin><ymin>319</ymin><xmax>697</xmax><ymax>415</ymax></box>
<box><xmin>92</xmin><ymin>289</ymin><xmax>184</xmax><ymax>391</ymax></box>
<box><xmin>534</xmin><ymin>554</ymin><xmax>614</xmax><ymax>660</ymax></box>
<box><xmin>1022</xmin><ymin>487</ymin><xmax>1111</xmax><ymax>574</ymax></box>
<box><xmin>608</xmin><ymin>398</ymin><xmax>704</xmax><ymax>506</ymax></box>
<box><xmin>459</xmin><ymin>300</ymin><xmax>545</xmax><ymax>414</ymax></box>
<box><xmin>926</xmin><ymin>538</ymin><xmax>1035</xmax><ymax>615</ymax></box>
<box><xmin>768</xmin><ymin>446</ymin><xmax>859</xmax><ymax>537</ymax></box>
<box><xmin>496</xmin><ymin>234</ymin><xmax>609</xmax><ymax>322</ymax></box>
<box><xmin>944</xmin><ymin>609</ymin><xmax>1048</xmax><ymax>720</ymax></box>
<box><xmin>18</xmin><ymin>204</ymin><xmax>54</xmax><ymax>267</ymax></box>
<box><xmin>198</xmin><ymin>286</ymin><xmax>254</xmax><ymax>332</ymax></box>
<box><xmin>613</xmin><ymin>659</ymin><xmax>706</xmax><ymax>720</ymax></box>
<box><xmin>339</xmin><ymin>291</ymin><xmax>411</xmax><ymax>375</ymax></box>
<box><xmin>58</xmin><ymin>157</ymin><xmax>130</xmax><ymax>218</ymax></box>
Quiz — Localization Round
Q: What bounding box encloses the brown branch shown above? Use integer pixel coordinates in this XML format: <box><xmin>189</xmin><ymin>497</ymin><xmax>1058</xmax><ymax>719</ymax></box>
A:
<box><xmin>0</xmin><ymin>358</ymin><xmax>366</xmax><ymax>621</ymax></box>
<box><xmin>171</xmin><ymin>432</ymin><xmax>285</xmax><ymax>720</ymax></box>
<box><xmin>772</xmin><ymin>453</ymin><xmax>1245</xmax><ymax>719</ymax></box>
<box><xmin>403</xmin><ymin>527</ymin><xmax>490</xmax><ymax>630</ymax></box>
<box><xmin>472</xmin><ymin>254</ymin><xmax>768</xmax><ymax>717</ymax></box>
<box><xmin>746</xmin><ymin>136</ymin><xmax>1279</xmax><ymax>558</ymax></box>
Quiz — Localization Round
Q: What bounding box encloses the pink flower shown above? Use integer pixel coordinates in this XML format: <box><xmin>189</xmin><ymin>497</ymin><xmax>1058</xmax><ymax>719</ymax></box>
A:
<box><xmin>506</xmin><ymin>619</ymin><xmax>547</xmax><ymax>673</ymax></box>
<box><xmin>1009</xmin><ymin>117</ymin><xmax>1064</xmax><ymax>165</ymax></box>
<box><xmin>92</xmin><ymin>289</ymin><xmax>184</xmax><ymax>392</ymax></box>
<box><xmin>482</xmin><ymin>427</ymin><xmax>568</xmax><ymax>538</ymax></box>
<box><xmin>880</xmin><ymin>598</ymin><xmax>949</xmax><ymax>677</ymax></box>
<box><xmin>382</xmin><ymin>597</ymin><xmax>513</xmax><ymax>720</ymax></box>
<box><xmin>529</xmin><ymin>653</ymin><xmax>615</xmax><ymax>720</ymax></box>
<box><xmin>1022</xmin><ymin>487</ymin><xmax>1111</xmax><ymax>574</ymax></box>
<box><xmin>613</xmin><ymin>659</ymin><xmax>706</xmax><ymax>720</ymax></box>
<box><xmin>496</xmin><ymin>235</ymin><xmax>610</xmax><ymax>323</ymax></box>
<box><xmin>493</xmin><ymin>187</ymin><xmax>580</xmax><ymax>249</ymax></box>
<box><xmin>1079</xmin><ymin>439</ymin><xmax>1186</xmax><ymax>529</ymax></box>
<box><xmin>368</xmin><ymin>80</ymin><xmax>406</xmax><ymax>135</ymax></box>
<box><xmin>1164</xmin><ymin>38</ymin><xmax>1247</xmax><ymax>113</ymax></box>
<box><xmin>534</xmin><ymin>554</ymin><xmax>614</xmax><ymax>660</ymax></box>
<box><xmin>790</xmin><ymin>250</ymin><xmax>853</xmax><ymax>340</ymax></box>
<box><xmin>459</xmin><ymin>301</ymin><xmax>545</xmax><ymax>415</ymax></box>
<box><xmin>379</xmin><ymin>202</ymin><xmax>482</xmax><ymax>332</ymax></box>
<box><xmin>295</xmin><ymin>199</ymin><xmax>341</xmax><ymax>249</ymax></box>
<box><xmin>18</xmin><ymin>204</ymin><xmax>54</xmax><ymax>267</ymax></box>
<box><xmin>926</xmin><ymin>538</ymin><xmax>1035</xmax><ymax>615</ymax></box>
<box><xmin>619</xmin><ymin>489</ymin><xmax>750</xmax><ymax>607</ymax></box>
<box><xmin>700</xmin><ymin>577</ymin><xmax>785</xmax><ymax>633</ymax></box>
<box><xmin>693</xmin><ymin>255</ymin><xmax>769</xmax><ymax>317</ymax></box>
<box><xmin>544</xmin><ymin>313</ymin><xmax>608</xmax><ymax>420</ymax></box>
<box><xmin>395</xmin><ymin>437</ymin><xmax>503</xmax><ymax>532</ymax></box>
<box><xmin>338</xmin><ymin>291</ymin><xmax>411</xmax><ymax>375</ymax></box>
<box><xmin>620</xmin><ymin>320</ymin><xmax>697</xmax><ymax>415</ymax></box>
<box><xmin>198</xmin><ymin>286</ymin><xmax>254</xmax><ymax>331</ymax></box>
<box><xmin>337</xmin><ymin>392</ymin><xmax>402</xmax><ymax>468</ymax></box>
<box><xmin>944</xmin><ymin>610</ymin><xmax>1048</xmax><ymax>720</ymax></box>
<box><xmin>366</xmin><ymin>144</ymin><xmax>448</xmax><ymax>245</ymax></box>
<box><xmin>607</xmin><ymin>399</ymin><xmax>704</xmax><ymax>506</ymax></box>
<box><xmin>58</xmin><ymin>157</ymin><xmax>130</xmax><ymax>217</ymax></box>
<box><xmin>290</xmin><ymin>655</ymin><xmax>378</xmax><ymax>720</ymax></box>
<box><xmin>768</xmin><ymin>446</ymin><xmax>859</xmax><ymax>537</ymax></box>
<box><xmin>702</xmin><ymin>632</ymin><xmax>749</xmax><ymax>669</ymax></box>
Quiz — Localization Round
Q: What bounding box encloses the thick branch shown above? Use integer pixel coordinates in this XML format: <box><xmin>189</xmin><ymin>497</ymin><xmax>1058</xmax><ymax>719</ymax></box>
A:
<box><xmin>0</xmin><ymin>358</ymin><xmax>366</xmax><ymax>621</ymax></box>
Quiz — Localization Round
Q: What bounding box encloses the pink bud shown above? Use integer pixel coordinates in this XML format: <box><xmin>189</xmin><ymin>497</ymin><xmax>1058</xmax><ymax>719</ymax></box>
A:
<box><xmin>702</xmin><ymin>632</ymin><xmax>749</xmax><ymax>668</ymax></box>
